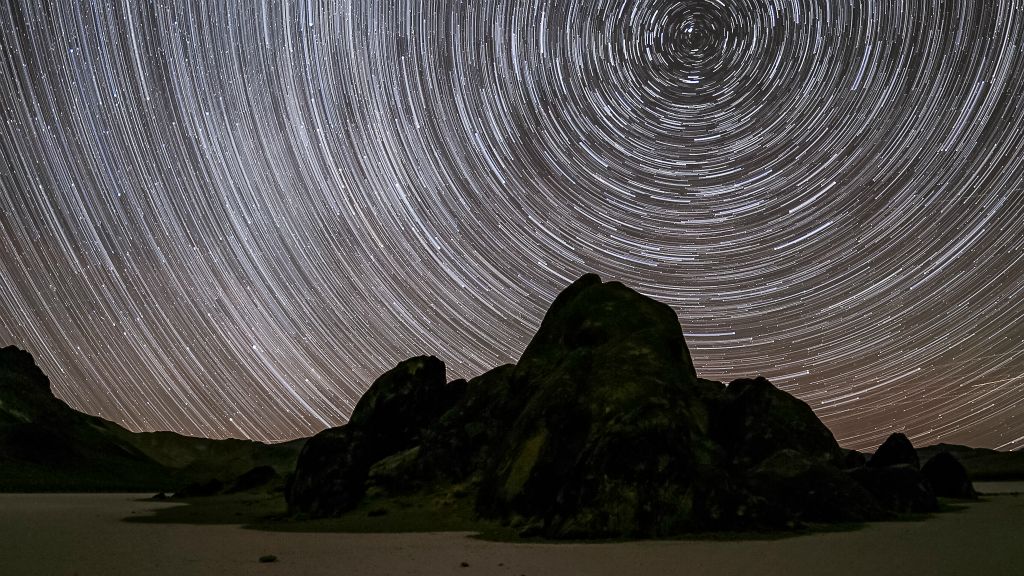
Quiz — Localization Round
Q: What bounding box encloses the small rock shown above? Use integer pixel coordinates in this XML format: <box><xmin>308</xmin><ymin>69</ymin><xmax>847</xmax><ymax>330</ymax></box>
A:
<box><xmin>922</xmin><ymin>451</ymin><xmax>977</xmax><ymax>499</ymax></box>
<box><xmin>258</xmin><ymin>554</ymin><xmax>278</xmax><ymax>563</ymax></box>
<box><xmin>868</xmin><ymin>433</ymin><xmax>920</xmax><ymax>469</ymax></box>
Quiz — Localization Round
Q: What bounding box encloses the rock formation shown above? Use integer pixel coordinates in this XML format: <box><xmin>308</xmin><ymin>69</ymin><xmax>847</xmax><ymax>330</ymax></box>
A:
<box><xmin>847</xmin><ymin>432</ymin><xmax>937</xmax><ymax>514</ymax></box>
<box><xmin>868</xmin><ymin>433</ymin><xmax>920</xmax><ymax>469</ymax></box>
<box><xmin>287</xmin><ymin>274</ymin><xmax>944</xmax><ymax>537</ymax></box>
<box><xmin>921</xmin><ymin>451</ymin><xmax>977</xmax><ymax>499</ymax></box>
<box><xmin>288</xmin><ymin>356</ymin><xmax>463</xmax><ymax>516</ymax></box>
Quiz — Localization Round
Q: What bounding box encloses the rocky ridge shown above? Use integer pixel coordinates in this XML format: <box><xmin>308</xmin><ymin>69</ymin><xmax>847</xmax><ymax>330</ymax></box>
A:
<box><xmin>0</xmin><ymin>345</ymin><xmax>302</xmax><ymax>491</ymax></box>
<box><xmin>287</xmin><ymin>274</ymin><xmax>978</xmax><ymax>538</ymax></box>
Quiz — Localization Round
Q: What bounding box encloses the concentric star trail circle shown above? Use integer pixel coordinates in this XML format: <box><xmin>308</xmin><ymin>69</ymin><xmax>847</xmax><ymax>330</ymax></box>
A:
<box><xmin>1</xmin><ymin>0</ymin><xmax>1022</xmax><ymax>449</ymax></box>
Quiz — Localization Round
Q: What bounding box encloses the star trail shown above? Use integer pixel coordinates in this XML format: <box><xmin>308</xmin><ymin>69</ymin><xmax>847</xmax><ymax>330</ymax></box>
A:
<box><xmin>1</xmin><ymin>0</ymin><xmax>1023</xmax><ymax>450</ymax></box>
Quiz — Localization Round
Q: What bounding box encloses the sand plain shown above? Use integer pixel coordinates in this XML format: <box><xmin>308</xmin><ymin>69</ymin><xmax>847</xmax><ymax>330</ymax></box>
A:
<box><xmin>0</xmin><ymin>491</ymin><xmax>1021</xmax><ymax>576</ymax></box>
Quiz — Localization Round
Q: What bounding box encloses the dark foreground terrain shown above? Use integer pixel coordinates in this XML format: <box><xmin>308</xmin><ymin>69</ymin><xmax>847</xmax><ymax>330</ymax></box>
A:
<box><xmin>2</xmin><ymin>492</ymin><xmax>1024</xmax><ymax>576</ymax></box>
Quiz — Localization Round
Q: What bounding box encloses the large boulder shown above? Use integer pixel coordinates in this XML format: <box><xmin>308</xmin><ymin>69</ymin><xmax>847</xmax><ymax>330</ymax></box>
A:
<box><xmin>850</xmin><ymin>433</ymin><xmax>937</xmax><ymax>514</ymax></box>
<box><xmin>849</xmin><ymin>465</ymin><xmax>938</xmax><ymax>514</ymax></box>
<box><xmin>287</xmin><ymin>426</ymin><xmax>373</xmax><ymax>516</ymax></box>
<box><xmin>226</xmin><ymin>465</ymin><xmax>280</xmax><ymax>494</ymax></box>
<box><xmin>287</xmin><ymin>356</ymin><xmax>461</xmax><ymax>516</ymax></box>
<box><xmin>868</xmin><ymin>433</ymin><xmax>920</xmax><ymax>469</ymax></box>
<box><xmin>747</xmin><ymin>450</ymin><xmax>885</xmax><ymax>524</ymax></box>
<box><xmin>347</xmin><ymin>355</ymin><xmax>453</xmax><ymax>454</ymax></box>
<box><xmin>706</xmin><ymin>377</ymin><xmax>863</xmax><ymax>526</ymax></box>
<box><xmin>476</xmin><ymin>275</ymin><xmax>725</xmax><ymax>538</ymax></box>
<box><xmin>922</xmin><ymin>452</ymin><xmax>977</xmax><ymax>499</ymax></box>
<box><xmin>715</xmin><ymin>377</ymin><xmax>843</xmax><ymax>468</ymax></box>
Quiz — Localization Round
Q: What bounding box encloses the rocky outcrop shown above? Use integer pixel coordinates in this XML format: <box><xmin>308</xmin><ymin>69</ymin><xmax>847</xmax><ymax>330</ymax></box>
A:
<box><xmin>286</xmin><ymin>275</ymin><xmax>954</xmax><ymax>537</ymax></box>
<box><xmin>0</xmin><ymin>346</ymin><xmax>71</xmax><ymax>427</ymax></box>
<box><xmin>475</xmin><ymin>275</ymin><xmax>720</xmax><ymax>538</ymax></box>
<box><xmin>287</xmin><ymin>356</ymin><xmax>463</xmax><ymax>516</ymax></box>
<box><xmin>745</xmin><ymin>451</ymin><xmax>885</xmax><ymax>523</ymax></box>
<box><xmin>714</xmin><ymin>376</ymin><xmax>843</xmax><ymax>467</ymax></box>
<box><xmin>841</xmin><ymin>449</ymin><xmax>868</xmax><ymax>470</ymax></box>
<box><xmin>848</xmin><ymin>464</ymin><xmax>937</xmax><ymax>513</ymax></box>
<box><xmin>868</xmin><ymin>433</ymin><xmax>920</xmax><ymax>469</ymax></box>
<box><xmin>847</xmin><ymin>433</ymin><xmax>938</xmax><ymax>514</ymax></box>
<box><xmin>921</xmin><ymin>452</ymin><xmax>977</xmax><ymax>499</ymax></box>
<box><xmin>415</xmin><ymin>364</ymin><xmax>517</xmax><ymax>483</ymax></box>
<box><xmin>345</xmin><ymin>356</ymin><xmax>456</xmax><ymax>452</ymax></box>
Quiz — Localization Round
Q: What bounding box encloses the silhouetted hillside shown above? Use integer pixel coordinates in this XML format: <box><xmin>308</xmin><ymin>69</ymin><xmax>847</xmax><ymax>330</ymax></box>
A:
<box><xmin>917</xmin><ymin>443</ymin><xmax>1024</xmax><ymax>481</ymax></box>
<box><xmin>0</xmin><ymin>346</ymin><xmax>303</xmax><ymax>492</ymax></box>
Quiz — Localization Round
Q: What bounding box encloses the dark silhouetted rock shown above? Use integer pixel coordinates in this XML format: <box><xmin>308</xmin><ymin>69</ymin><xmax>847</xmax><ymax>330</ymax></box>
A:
<box><xmin>716</xmin><ymin>377</ymin><xmax>842</xmax><ymax>468</ymax></box>
<box><xmin>693</xmin><ymin>378</ymin><xmax>727</xmax><ymax>406</ymax></box>
<box><xmin>287</xmin><ymin>356</ymin><xmax>464</xmax><ymax>516</ymax></box>
<box><xmin>347</xmin><ymin>356</ymin><xmax>451</xmax><ymax>455</ymax></box>
<box><xmin>841</xmin><ymin>449</ymin><xmax>867</xmax><ymax>470</ymax></box>
<box><xmin>475</xmin><ymin>275</ymin><xmax>723</xmax><ymax>538</ymax></box>
<box><xmin>748</xmin><ymin>450</ymin><xmax>885</xmax><ymax>523</ymax></box>
<box><xmin>415</xmin><ymin>364</ymin><xmax>517</xmax><ymax>483</ymax></box>
<box><xmin>0</xmin><ymin>346</ymin><xmax>74</xmax><ymax>428</ymax></box>
<box><xmin>287</xmin><ymin>426</ymin><xmax>373</xmax><ymax>516</ymax></box>
<box><xmin>849</xmin><ymin>465</ymin><xmax>937</xmax><ymax>513</ymax></box>
<box><xmin>703</xmin><ymin>377</ymin><xmax>866</xmax><ymax>527</ymax></box>
<box><xmin>868</xmin><ymin>433</ymin><xmax>920</xmax><ymax>469</ymax></box>
<box><xmin>922</xmin><ymin>452</ymin><xmax>977</xmax><ymax>499</ymax></box>
<box><xmin>282</xmin><ymin>274</ymin><xmax>963</xmax><ymax>537</ymax></box>
<box><xmin>852</xmin><ymin>434</ymin><xmax>936</xmax><ymax>513</ymax></box>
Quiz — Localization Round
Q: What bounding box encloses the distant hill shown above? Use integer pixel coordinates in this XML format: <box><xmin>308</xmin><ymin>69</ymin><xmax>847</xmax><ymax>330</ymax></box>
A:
<box><xmin>0</xmin><ymin>345</ymin><xmax>304</xmax><ymax>492</ymax></box>
<box><xmin>917</xmin><ymin>443</ymin><xmax>1024</xmax><ymax>481</ymax></box>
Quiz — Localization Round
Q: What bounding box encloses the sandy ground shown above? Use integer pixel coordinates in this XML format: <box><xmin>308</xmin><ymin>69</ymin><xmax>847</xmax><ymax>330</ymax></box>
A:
<box><xmin>0</xmin><ymin>492</ymin><xmax>1022</xmax><ymax>576</ymax></box>
<box><xmin>975</xmin><ymin>481</ymin><xmax>1024</xmax><ymax>495</ymax></box>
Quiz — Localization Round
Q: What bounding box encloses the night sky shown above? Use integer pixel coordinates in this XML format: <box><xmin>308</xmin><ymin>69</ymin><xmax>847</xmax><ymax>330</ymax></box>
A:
<box><xmin>1</xmin><ymin>0</ymin><xmax>1022</xmax><ymax>450</ymax></box>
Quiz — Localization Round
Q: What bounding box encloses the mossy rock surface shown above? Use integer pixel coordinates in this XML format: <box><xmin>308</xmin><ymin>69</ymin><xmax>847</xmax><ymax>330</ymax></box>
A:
<box><xmin>474</xmin><ymin>275</ymin><xmax>720</xmax><ymax>538</ymax></box>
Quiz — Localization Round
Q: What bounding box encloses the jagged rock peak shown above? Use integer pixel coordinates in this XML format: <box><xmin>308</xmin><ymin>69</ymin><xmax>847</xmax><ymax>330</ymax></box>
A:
<box><xmin>0</xmin><ymin>345</ymin><xmax>55</xmax><ymax>399</ymax></box>
<box><xmin>869</xmin><ymin>433</ymin><xmax>920</xmax><ymax>469</ymax></box>
<box><xmin>519</xmin><ymin>273</ymin><xmax>698</xmax><ymax>383</ymax></box>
